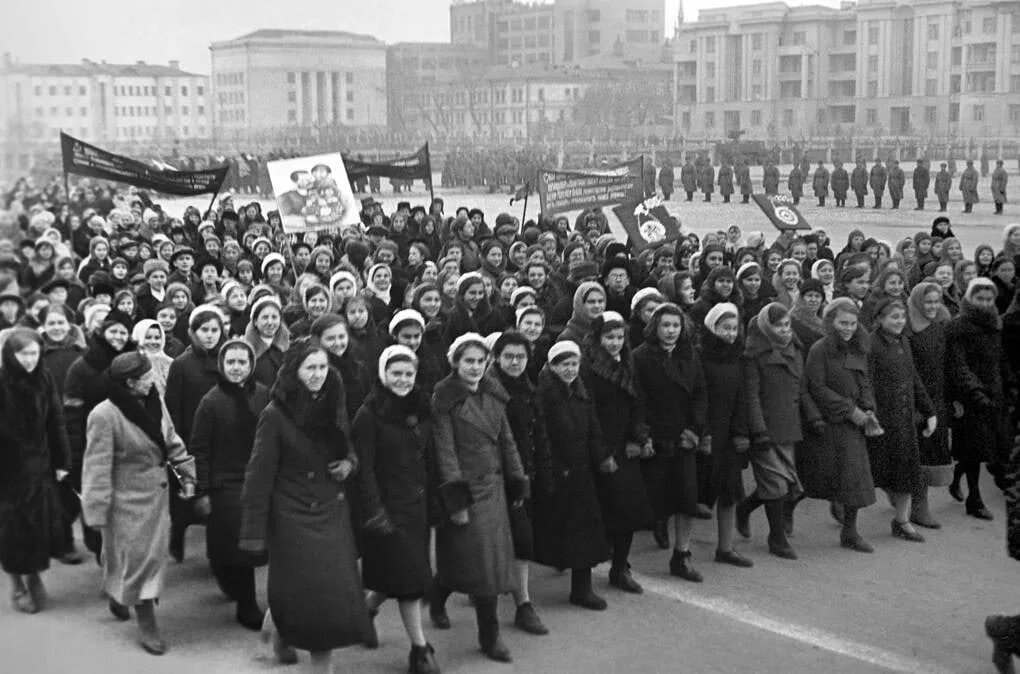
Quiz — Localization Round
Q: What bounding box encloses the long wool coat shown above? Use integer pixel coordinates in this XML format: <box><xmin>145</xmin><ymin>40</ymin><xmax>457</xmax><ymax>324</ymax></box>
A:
<box><xmin>351</xmin><ymin>387</ymin><xmax>433</xmax><ymax>599</ymax></box>
<box><xmin>700</xmin><ymin>332</ymin><xmax>749</xmax><ymax>508</ymax></box>
<box><xmin>945</xmin><ymin>303</ymin><xmax>1011</xmax><ymax>469</ymax></box>
<box><xmin>431</xmin><ymin>374</ymin><xmax>527</xmax><ymax>597</ymax></box>
<box><xmin>992</xmin><ymin>167</ymin><xmax>1009</xmax><ymax>204</ymax></box>
<box><xmin>959</xmin><ymin>166</ymin><xmax>980</xmax><ymax>204</ymax></box>
<box><xmin>866</xmin><ymin>329</ymin><xmax>935</xmax><ymax>494</ymax></box>
<box><xmin>240</xmin><ymin>388</ymin><xmax>372</xmax><ymax>652</ymax></box>
<box><xmin>799</xmin><ymin>330</ymin><xmax>877</xmax><ymax>508</ymax></box>
<box><xmin>742</xmin><ymin>320</ymin><xmax>816</xmax><ymax>500</ymax></box>
<box><xmin>82</xmin><ymin>397</ymin><xmax>195</xmax><ymax>605</ymax></box>
<box><xmin>190</xmin><ymin>380</ymin><xmax>271</xmax><ymax>568</ymax></box>
<box><xmin>907</xmin><ymin>322</ymin><xmax>953</xmax><ymax>484</ymax></box>
<box><xmin>244</xmin><ymin>323</ymin><xmax>290</xmax><ymax>388</ymax></box>
<box><xmin>632</xmin><ymin>337</ymin><xmax>707</xmax><ymax>518</ymax></box>
<box><xmin>533</xmin><ymin>369</ymin><xmax>611</xmax><ymax>570</ymax></box>
<box><xmin>0</xmin><ymin>368</ymin><xmax>68</xmax><ymax>574</ymax></box>
<box><xmin>580</xmin><ymin>350</ymin><xmax>653</xmax><ymax>535</ymax></box>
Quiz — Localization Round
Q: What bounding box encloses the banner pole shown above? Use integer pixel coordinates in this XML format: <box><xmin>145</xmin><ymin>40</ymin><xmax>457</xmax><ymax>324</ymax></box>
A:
<box><xmin>425</xmin><ymin>142</ymin><xmax>436</xmax><ymax>206</ymax></box>
<box><xmin>61</xmin><ymin>129</ymin><xmax>71</xmax><ymax>202</ymax></box>
<box><xmin>521</xmin><ymin>192</ymin><xmax>528</xmax><ymax>225</ymax></box>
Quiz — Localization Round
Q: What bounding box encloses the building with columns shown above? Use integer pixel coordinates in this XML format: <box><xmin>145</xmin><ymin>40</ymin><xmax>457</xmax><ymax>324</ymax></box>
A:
<box><xmin>672</xmin><ymin>0</ymin><xmax>1020</xmax><ymax>142</ymax></box>
<box><xmin>209</xmin><ymin>29</ymin><xmax>387</xmax><ymax>142</ymax></box>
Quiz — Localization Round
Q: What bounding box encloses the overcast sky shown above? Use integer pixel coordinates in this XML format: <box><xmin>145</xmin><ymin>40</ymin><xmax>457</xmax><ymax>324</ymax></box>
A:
<box><xmin>1</xmin><ymin>0</ymin><xmax>840</xmax><ymax>75</ymax></box>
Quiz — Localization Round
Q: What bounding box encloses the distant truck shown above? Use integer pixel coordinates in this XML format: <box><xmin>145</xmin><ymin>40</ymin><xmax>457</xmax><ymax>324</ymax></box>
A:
<box><xmin>716</xmin><ymin>140</ymin><xmax>770</xmax><ymax>166</ymax></box>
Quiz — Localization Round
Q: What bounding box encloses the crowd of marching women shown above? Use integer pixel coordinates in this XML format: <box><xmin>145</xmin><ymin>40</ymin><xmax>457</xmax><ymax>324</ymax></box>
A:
<box><xmin>1</xmin><ymin>179</ymin><xmax>1020</xmax><ymax>674</ymax></box>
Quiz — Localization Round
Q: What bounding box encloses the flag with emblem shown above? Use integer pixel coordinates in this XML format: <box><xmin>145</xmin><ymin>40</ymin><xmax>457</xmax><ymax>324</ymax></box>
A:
<box><xmin>752</xmin><ymin>193</ymin><xmax>811</xmax><ymax>231</ymax></box>
<box><xmin>611</xmin><ymin>196</ymin><xmax>682</xmax><ymax>252</ymax></box>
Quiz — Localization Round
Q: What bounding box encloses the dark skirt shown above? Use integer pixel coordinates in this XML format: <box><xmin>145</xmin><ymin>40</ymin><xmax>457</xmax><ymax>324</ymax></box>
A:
<box><xmin>532</xmin><ymin>467</ymin><xmax>610</xmax><ymax>570</ymax></box>
<box><xmin>207</xmin><ymin>482</ymin><xmax>268</xmax><ymax>568</ymax></box>
<box><xmin>867</xmin><ymin>434</ymin><xmax>921</xmax><ymax>494</ymax></box>
<box><xmin>707</xmin><ymin>440</ymin><xmax>747</xmax><ymax>509</ymax></box>
<box><xmin>919</xmin><ymin>426</ymin><xmax>952</xmax><ymax>486</ymax></box>
<box><xmin>361</xmin><ymin>520</ymin><xmax>431</xmax><ymax>600</ymax></box>
<box><xmin>797</xmin><ymin>424</ymin><xmax>876</xmax><ymax>508</ymax></box>
<box><xmin>596</xmin><ymin>457</ymin><xmax>653</xmax><ymax>534</ymax></box>
<box><xmin>267</xmin><ymin>492</ymin><xmax>372</xmax><ymax>652</ymax></box>
<box><xmin>508</xmin><ymin>499</ymin><xmax>534</xmax><ymax>561</ymax></box>
<box><xmin>0</xmin><ymin>479</ymin><xmax>60</xmax><ymax>575</ymax></box>
<box><xmin>641</xmin><ymin>449</ymin><xmax>698</xmax><ymax>518</ymax></box>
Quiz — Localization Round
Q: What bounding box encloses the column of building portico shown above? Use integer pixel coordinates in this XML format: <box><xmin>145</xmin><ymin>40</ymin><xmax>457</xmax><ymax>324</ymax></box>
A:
<box><xmin>308</xmin><ymin>72</ymin><xmax>319</xmax><ymax>129</ymax></box>
<box><xmin>294</xmin><ymin>71</ymin><xmax>304</xmax><ymax>127</ymax></box>
<box><xmin>324</xmin><ymin>71</ymin><xmax>334</xmax><ymax>125</ymax></box>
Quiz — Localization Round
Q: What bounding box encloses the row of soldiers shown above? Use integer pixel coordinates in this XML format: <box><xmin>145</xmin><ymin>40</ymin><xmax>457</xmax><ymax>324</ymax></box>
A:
<box><xmin>660</xmin><ymin>156</ymin><xmax>1010</xmax><ymax>214</ymax></box>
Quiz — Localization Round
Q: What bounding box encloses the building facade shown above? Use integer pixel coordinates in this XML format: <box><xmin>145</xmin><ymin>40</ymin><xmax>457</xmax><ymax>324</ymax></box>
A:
<box><xmin>0</xmin><ymin>54</ymin><xmax>209</xmax><ymax>145</ymax></box>
<box><xmin>209</xmin><ymin>29</ymin><xmax>387</xmax><ymax>141</ymax></box>
<box><xmin>450</xmin><ymin>0</ymin><xmax>667</xmax><ymax>66</ymax></box>
<box><xmin>672</xmin><ymin>0</ymin><xmax>1020</xmax><ymax>142</ymax></box>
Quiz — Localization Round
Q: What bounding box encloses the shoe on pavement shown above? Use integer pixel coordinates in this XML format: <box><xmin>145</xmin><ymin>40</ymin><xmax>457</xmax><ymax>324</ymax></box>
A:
<box><xmin>714</xmin><ymin>549</ymin><xmax>754</xmax><ymax>568</ymax></box>
<box><xmin>694</xmin><ymin>504</ymin><xmax>713</xmax><ymax>520</ymax></box>
<box><xmin>840</xmin><ymin>532</ymin><xmax>874</xmax><ymax>553</ymax></box>
<box><xmin>608</xmin><ymin>566</ymin><xmax>643</xmax><ymax>594</ymax></box>
<box><xmin>986</xmin><ymin>615</ymin><xmax>1019</xmax><ymax>674</ymax></box>
<box><xmin>408</xmin><ymin>643</ymin><xmax>441</xmax><ymax>674</ymax></box>
<box><xmin>768</xmin><ymin>535</ymin><xmax>798</xmax><ymax>560</ymax></box>
<box><xmin>109</xmin><ymin>598</ymin><xmax>131</xmax><ymax>621</ymax></box>
<box><xmin>669</xmin><ymin>549</ymin><xmax>703</xmax><ymax>583</ymax></box>
<box><xmin>891</xmin><ymin>519</ymin><xmax>925</xmax><ymax>543</ymax></box>
<box><xmin>569</xmin><ymin>589</ymin><xmax>608</xmax><ymax>611</ymax></box>
<box><xmin>480</xmin><ymin>636</ymin><xmax>512</xmax><ymax>663</ymax></box>
<box><xmin>513</xmin><ymin>602</ymin><xmax>549</xmax><ymax>635</ymax></box>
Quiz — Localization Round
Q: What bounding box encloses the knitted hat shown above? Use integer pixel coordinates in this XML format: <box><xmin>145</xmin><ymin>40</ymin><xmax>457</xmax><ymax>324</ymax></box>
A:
<box><xmin>82</xmin><ymin>302</ymin><xmax>110</xmax><ymax>329</ymax></box>
<box><xmin>964</xmin><ymin>276</ymin><xmax>997</xmax><ymax>302</ymax></box>
<box><xmin>388</xmin><ymin>309</ymin><xmax>425</xmax><ymax>336</ymax></box>
<box><xmin>261</xmin><ymin>253</ymin><xmax>285</xmax><ymax>276</ymax></box>
<box><xmin>250</xmin><ymin>295</ymin><xmax>282</xmax><ymax>322</ymax></box>
<box><xmin>510</xmin><ymin>286</ymin><xmax>536</xmax><ymax>307</ymax></box>
<box><xmin>601</xmin><ymin>310</ymin><xmax>626</xmax><ymax>328</ymax></box>
<box><xmin>571</xmin><ymin>260</ymin><xmax>599</xmax><ymax>280</ymax></box>
<box><xmin>631</xmin><ymin>287</ymin><xmax>663</xmax><ymax>312</ymax></box>
<box><xmin>165</xmin><ymin>282</ymin><xmax>192</xmax><ymax>303</ymax></box>
<box><xmin>108</xmin><ymin>352</ymin><xmax>152</xmax><ymax>382</ymax></box>
<box><xmin>547</xmin><ymin>340</ymin><xmax>581</xmax><ymax>364</ymax></box>
<box><xmin>143</xmin><ymin>259</ymin><xmax>170</xmax><ymax>279</ymax></box>
<box><xmin>329</xmin><ymin>270</ymin><xmax>359</xmax><ymax>294</ymax></box>
<box><xmin>189</xmin><ymin>303</ymin><xmax>226</xmax><ymax>331</ymax></box>
<box><xmin>703</xmin><ymin>302</ymin><xmax>739</xmax><ymax>331</ymax></box>
<box><xmin>736</xmin><ymin>262</ymin><xmax>761</xmax><ymax>281</ymax></box>
<box><xmin>447</xmin><ymin>332</ymin><xmax>489</xmax><ymax>366</ymax></box>
<box><xmin>516</xmin><ymin>305</ymin><xmax>544</xmax><ymax>327</ymax></box>
<box><xmin>800</xmin><ymin>278</ymin><xmax>825</xmax><ymax>297</ymax></box>
<box><xmin>377</xmin><ymin>344</ymin><xmax>418</xmax><ymax>384</ymax></box>
<box><xmin>457</xmin><ymin>271</ymin><xmax>486</xmax><ymax>295</ymax></box>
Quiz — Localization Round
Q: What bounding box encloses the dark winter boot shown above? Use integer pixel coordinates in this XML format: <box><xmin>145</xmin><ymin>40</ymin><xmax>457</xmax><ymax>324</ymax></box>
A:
<box><xmin>109</xmin><ymin>598</ymin><xmax>131</xmax><ymax>621</ymax></box>
<box><xmin>475</xmin><ymin>596</ymin><xmax>511</xmax><ymax>663</ymax></box>
<box><xmin>764</xmin><ymin>499</ymin><xmax>798</xmax><ymax>559</ymax></box>
<box><xmin>735</xmin><ymin>495</ymin><xmax>763</xmax><ymax>538</ymax></box>
<box><xmin>428</xmin><ymin>578</ymin><xmax>452</xmax><ymax>629</ymax></box>
<box><xmin>669</xmin><ymin>549</ymin><xmax>703</xmax><ymax>583</ymax></box>
<box><xmin>569</xmin><ymin>568</ymin><xmax>607</xmax><ymax>610</ymax></box>
<box><xmin>839</xmin><ymin>507</ymin><xmax>873</xmax><ymax>553</ymax></box>
<box><xmin>652</xmin><ymin>519</ymin><xmax>670</xmax><ymax>550</ymax></box>
<box><xmin>135</xmin><ymin>600</ymin><xmax>166</xmax><ymax>655</ymax></box>
<box><xmin>986</xmin><ymin>615</ymin><xmax>1020</xmax><ymax>674</ymax></box>
<box><xmin>235</xmin><ymin>568</ymin><xmax>264</xmax><ymax>632</ymax></box>
<box><xmin>514</xmin><ymin>602</ymin><xmax>549</xmax><ymax>635</ymax></box>
<box><xmin>408</xmin><ymin>643</ymin><xmax>440</xmax><ymax>674</ymax></box>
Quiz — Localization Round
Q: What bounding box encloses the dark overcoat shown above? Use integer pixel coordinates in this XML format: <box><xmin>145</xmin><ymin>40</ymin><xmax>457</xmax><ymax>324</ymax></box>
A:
<box><xmin>907</xmin><ymin>322</ymin><xmax>952</xmax><ymax>483</ymax></box>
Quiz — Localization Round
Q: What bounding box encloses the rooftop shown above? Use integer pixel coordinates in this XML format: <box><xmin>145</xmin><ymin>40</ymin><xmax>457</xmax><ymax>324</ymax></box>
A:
<box><xmin>0</xmin><ymin>55</ymin><xmax>203</xmax><ymax>78</ymax></box>
<box><xmin>212</xmin><ymin>29</ymin><xmax>383</xmax><ymax>48</ymax></box>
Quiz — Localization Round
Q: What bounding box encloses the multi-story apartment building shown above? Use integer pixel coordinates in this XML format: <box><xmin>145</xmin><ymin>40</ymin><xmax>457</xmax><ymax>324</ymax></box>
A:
<box><xmin>0</xmin><ymin>53</ymin><xmax>210</xmax><ymax>145</ymax></box>
<box><xmin>450</xmin><ymin>0</ymin><xmax>667</xmax><ymax>66</ymax></box>
<box><xmin>209</xmin><ymin>29</ymin><xmax>387</xmax><ymax>140</ymax></box>
<box><xmin>386</xmin><ymin>43</ymin><xmax>489</xmax><ymax>135</ymax></box>
<box><xmin>672</xmin><ymin>0</ymin><xmax>1020</xmax><ymax>141</ymax></box>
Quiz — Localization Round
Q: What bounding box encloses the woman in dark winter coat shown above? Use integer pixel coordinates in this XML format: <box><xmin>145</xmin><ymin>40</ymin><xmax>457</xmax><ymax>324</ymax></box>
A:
<box><xmin>239</xmin><ymin>339</ymin><xmax>373</xmax><ymax>673</ymax></box>
<box><xmin>245</xmin><ymin>296</ymin><xmax>291</xmax><ymax>388</ymax></box>
<box><xmin>580</xmin><ymin>312</ymin><xmax>653</xmax><ymax>593</ymax></box>
<box><xmin>867</xmin><ymin>297</ymin><xmax>937</xmax><ymax>543</ymax></box>
<box><xmin>62</xmin><ymin>311</ymin><xmax>132</xmax><ymax>561</ymax></box>
<box><xmin>632</xmin><ymin>303</ymin><xmax>708</xmax><ymax>581</ymax></box>
<box><xmin>287</xmin><ymin>284</ymin><xmax>331</xmax><ymax>339</ymax></box>
<box><xmin>534</xmin><ymin>339</ymin><xmax>613</xmax><ymax>609</ymax></box>
<box><xmin>353</xmin><ymin>345</ymin><xmax>442</xmax><ymax>674</ymax></box>
<box><xmin>945</xmin><ymin>278</ymin><xmax>1012</xmax><ymax>520</ymax></box>
<box><xmin>0</xmin><ymin>329</ymin><xmax>69</xmax><ymax>614</ymax></box>
<box><xmin>40</xmin><ymin>304</ymin><xmax>86</xmax><ymax>397</ymax></box>
<box><xmin>800</xmin><ymin>298</ymin><xmax>879</xmax><ymax>553</ymax></box>
<box><xmin>429</xmin><ymin>333</ymin><xmax>527</xmax><ymax>664</ymax></box>
<box><xmin>442</xmin><ymin>272</ymin><xmax>502</xmax><ymax>345</ymax></box>
<box><xmin>906</xmin><ymin>282</ymin><xmax>953</xmax><ymax>528</ymax></box>
<box><xmin>311</xmin><ymin>315</ymin><xmax>367</xmax><ymax>421</ymax></box>
<box><xmin>165</xmin><ymin>304</ymin><xmax>225</xmax><ymax>562</ymax></box>
<box><xmin>189</xmin><ymin>338</ymin><xmax>271</xmax><ymax>631</ymax></box>
<box><xmin>688</xmin><ymin>266</ymin><xmax>741</xmax><ymax>330</ymax></box>
<box><xmin>389</xmin><ymin>310</ymin><xmax>444</xmax><ymax>398</ymax></box>
<box><xmin>628</xmin><ymin>288</ymin><xmax>665</xmax><ymax>350</ymax></box>
<box><xmin>488</xmin><ymin>330</ymin><xmax>551</xmax><ymax>635</ymax></box>
<box><xmin>790</xmin><ymin>278</ymin><xmax>826</xmax><ymax>351</ymax></box>
<box><xmin>738</xmin><ymin>303</ymin><xmax>816</xmax><ymax>560</ymax></box>
<box><xmin>698</xmin><ymin>303</ymin><xmax>753</xmax><ymax>568</ymax></box>
<box><xmin>557</xmin><ymin>281</ymin><xmax>606</xmax><ymax>345</ymax></box>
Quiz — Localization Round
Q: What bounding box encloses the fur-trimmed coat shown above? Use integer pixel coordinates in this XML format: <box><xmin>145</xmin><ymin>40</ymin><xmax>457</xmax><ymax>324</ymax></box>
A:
<box><xmin>431</xmin><ymin>373</ymin><xmax>526</xmax><ymax>596</ymax></box>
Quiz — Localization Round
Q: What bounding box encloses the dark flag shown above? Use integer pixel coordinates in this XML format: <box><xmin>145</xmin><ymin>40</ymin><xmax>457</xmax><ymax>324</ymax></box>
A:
<box><xmin>752</xmin><ymin>193</ymin><xmax>811</xmax><ymax>231</ymax></box>
<box><xmin>344</xmin><ymin>144</ymin><xmax>431</xmax><ymax>185</ymax></box>
<box><xmin>510</xmin><ymin>181</ymin><xmax>531</xmax><ymax>206</ymax></box>
<box><xmin>537</xmin><ymin>157</ymin><xmax>645</xmax><ymax>214</ymax></box>
<box><xmin>60</xmin><ymin>132</ymin><xmax>228</xmax><ymax>196</ymax></box>
<box><xmin>612</xmin><ymin>196</ymin><xmax>682</xmax><ymax>252</ymax></box>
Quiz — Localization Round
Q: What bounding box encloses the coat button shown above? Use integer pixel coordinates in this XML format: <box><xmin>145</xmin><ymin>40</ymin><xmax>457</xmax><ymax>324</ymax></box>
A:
<box><xmin>307</xmin><ymin>471</ymin><xmax>315</xmax><ymax>479</ymax></box>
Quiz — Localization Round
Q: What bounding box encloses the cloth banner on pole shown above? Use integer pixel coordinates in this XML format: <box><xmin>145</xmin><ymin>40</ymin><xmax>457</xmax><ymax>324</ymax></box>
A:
<box><xmin>267</xmin><ymin>152</ymin><xmax>361</xmax><ymax>234</ymax></box>
<box><xmin>537</xmin><ymin>157</ymin><xmax>646</xmax><ymax>215</ymax></box>
<box><xmin>752</xmin><ymin>193</ymin><xmax>812</xmax><ymax>231</ymax></box>
<box><xmin>611</xmin><ymin>196</ymin><xmax>682</xmax><ymax>252</ymax></box>
<box><xmin>344</xmin><ymin>145</ymin><xmax>432</xmax><ymax>186</ymax></box>
<box><xmin>60</xmin><ymin>132</ymin><xmax>228</xmax><ymax>196</ymax></box>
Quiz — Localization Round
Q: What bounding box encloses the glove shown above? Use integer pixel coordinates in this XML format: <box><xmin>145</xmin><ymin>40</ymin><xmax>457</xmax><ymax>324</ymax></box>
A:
<box><xmin>922</xmin><ymin>416</ymin><xmax>937</xmax><ymax>438</ymax></box>
<box><xmin>364</xmin><ymin>511</ymin><xmax>395</xmax><ymax>536</ymax></box>
<box><xmin>679</xmin><ymin>429</ymin><xmax>700</xmax><ymax>451</ymax></box>
<box><xmin>952</xmin><ymin>401</ymin><xmax>965</xmax><ymax>418</ymax></box>
<box><xmin>732</xmin><ymin>436</ymin><xmax>750</xmax><ymax>453</ymax></box>
<box><xmin>599</xmin><ymin>456</ymin><xmax>619</xmax><ymax>474</ymax></box>
<box><xmin>640</xmin><ymin>439</ymin><xmax>656</xmax><ymax>459</ymax></box>
<box><xmin>810</xmin><ymin>420</ymin><xmax>828</xmax><ymax>436</ymax></box>
<box><xmin>624</xmin><ymin>442</ymin><xmax>643</xmax><ymax>460</ymax></box>
<box><xmin>850</xmin><ymin>407</ymin><xmax>869</xmax><ymax>427</ymax></box>
<box><xmin>449</xmin><ymin>509</ymin><xmax>469</xmax><ymax>526</ymax></box>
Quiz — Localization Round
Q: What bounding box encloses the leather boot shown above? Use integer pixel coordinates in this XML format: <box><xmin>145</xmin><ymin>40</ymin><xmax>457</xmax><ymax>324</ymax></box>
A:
<box><xmin>408</xmin><ymin>643</ymin><xmax>441</xmax><ymax>674</ymax></box>
<box><xmin>569</xmin><ymin>568</ymin><xmax>607</xmax><ymax>610</ymax></box>
<box><xmin>135</xmin><ymin>600</ymin><xmax>167</xmax><ymax>655</ymax></box>
<box><xmin>735</xmin><ymin>495</ymin><xmax>762</xmax><ymax>539</ymax></box>
<box><xmin>669</xmin><ymin>549</ymin><xmax>703</xmax><ymax>583</ymax></box>
<box><xmin>428</xmin><ymin>579</ymin><xmax>452</xmax><ymax>629</ymax></box>
<box><xmin>652</xmin><ymin>519</ymin><xmax>670</xmax><ymax>550</ymax></box>
<box><xmin>764</xmin><ymin>500</ymin><xmax>798</xmax><ymax>559</ymax></box>
<box><xmin>513</xmin><ymin>602</ymin><xmax>549</xmax><ymax>635</ymax></box>
<box><xmin>608</xmin><ymin>564</ymin><xmax>643</xmax><ymax>594</ymax></box>
<box><xmin>986</xmin><ymin>615</ymin><xmax>1020</xmax><ymax>674</ymax></box>
<box><xmin>169</xmin><ymin>523</ymin><xmax>185</xmax><ymax>563</ymax></box>
<box><xmin>475</xmin><ymin>596</ymin><xmax>511</xmax><ymax>663</ymax></box>
<box><xmin>839</xmin><ymin>507</ymin><xmax>873</xmax><ymax>553</ymax></box>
